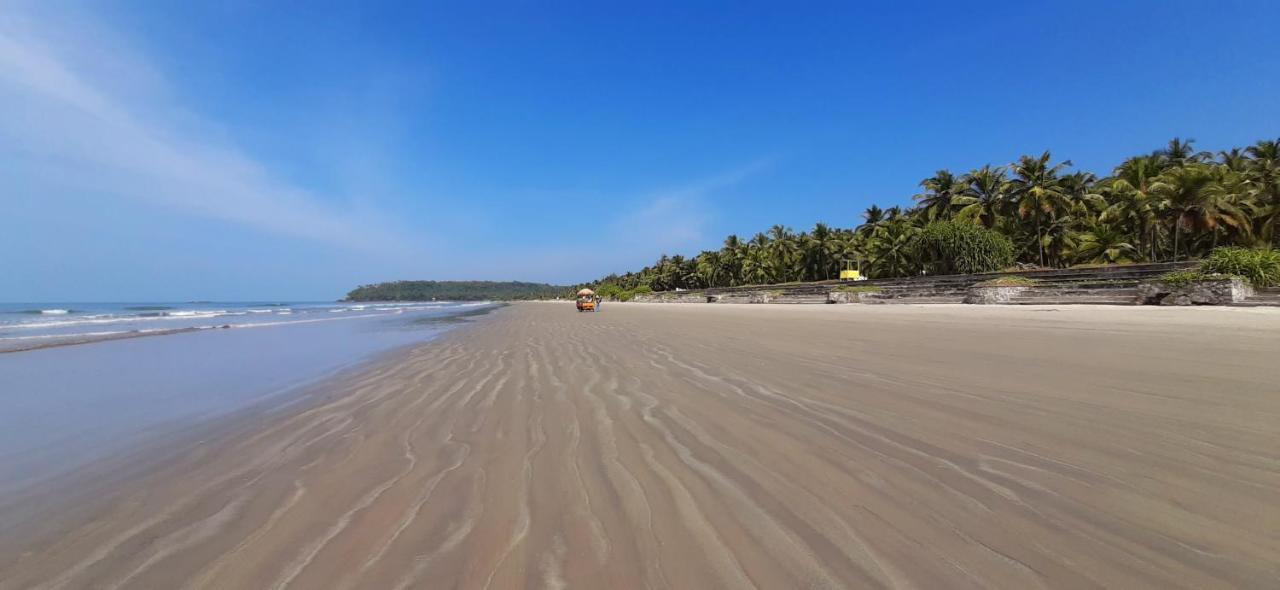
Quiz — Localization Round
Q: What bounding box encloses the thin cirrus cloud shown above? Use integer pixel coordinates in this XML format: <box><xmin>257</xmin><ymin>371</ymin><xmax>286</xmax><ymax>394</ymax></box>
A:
<box><xmin>0</xmin><ymin>13</ymin><xmax>415</xmax><ymax>255</ymax></box>
<box><xmin>0</xmin><ymin>8</ymin><xmax>773</xmax><ymax>289</ymax></box>
<box><xmin>504</xmin><ymin>158</ymin><xmax>774</xmax><ymax>281</ymax></box>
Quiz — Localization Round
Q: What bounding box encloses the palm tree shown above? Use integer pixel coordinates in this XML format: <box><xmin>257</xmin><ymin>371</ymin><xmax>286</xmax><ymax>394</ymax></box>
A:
<box><xmin>1159</xmin><ymin>137</ymin><xmax>1209</xmax><ymax>166</ymax></box>
<box><xmin>1219</xmin><ymin>148</ymin><xmax>1251</xmax><ymax>172</ymax></box>
<box><xmin>914</xmin><ymin>170</ymin><xmax>971</xmax><ymax>220</ymax></box>
<box><xmin>1069</xmin><ymin>220</ymin><xmax>1140</xmax><ymax>264</ymax></box>
<box><xmin>696</xmin><ymin>250</ymin><xmax>724</xmax><ymax>287</ymax></box>
<box><xmin>1152</xmin><ymin>165</ymin><xmax>1226</xmax><ymax>260</ymax></box>
<box><xmin>1245</xmin><ymin>139</ymin><xmax>1279</xmax><ymax>170</ymax></box>
<box><xmin>1009</xmin><ymin>151</ymin><xmax>1072</xmax><ymax>266</ymax></box>
<box><xmin>956</xmin><ymin>165</ymin><xmax>1009</xmax><ymax>228</ymax></box>
<box><xmin>1203</xmin><ymin>168</ymin><xmax>1254</xmax><ymax>249</ymax></box>
<box><xmin>741</xmin><ymin>246</ymin><xmax>773</xmax><ymax>285</ymax></box>
<box><xmin>858</xmin><ymin>205</ymin><xmax>885</xmax><ymax>233</ymax></box>
<box><xmin>764</xmin><ymin>225</ymin><xmax>797</xmax><ymax>282</ymax></box>
<box><xmin>865</xmin><ymin>219</ymin><xmax>921</xmax><ymax>278</ymax></box>
<box><xmin>720</xmin><ymin>234</ymin><xmax>745</xmax><ymax>285</ymax></box>
<box><xmin>1105</xmin><ymin>155</ymin><xmax>1165</xmax><ymax>260</ymax></box>
<box><xmin>1246</xmin><ymin>139</ymin><xmax>1279</xmax><ymax>219</ymax></box>
<box><xmin>802</xmin><ymin>223</ymin><xmax>840</xmax><ymax>280</ymax></box>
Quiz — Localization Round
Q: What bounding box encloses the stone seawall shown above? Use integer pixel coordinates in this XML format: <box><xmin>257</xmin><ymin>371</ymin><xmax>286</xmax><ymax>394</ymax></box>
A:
<box><xmin>619</xmin><ymin>262</ymin><xmax>1266</xmax><ymax>307</ymax></box>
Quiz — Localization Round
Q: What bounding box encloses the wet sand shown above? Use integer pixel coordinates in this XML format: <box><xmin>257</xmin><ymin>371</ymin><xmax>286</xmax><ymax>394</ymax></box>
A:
<box><xmin>1</xmin><ymin>302</ymin><xmax>1278</xmax><ymax>589</ymax></box>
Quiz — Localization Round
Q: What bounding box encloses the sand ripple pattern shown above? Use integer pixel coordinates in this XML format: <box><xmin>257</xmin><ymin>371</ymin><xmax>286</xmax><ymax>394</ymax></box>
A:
<box><xmin>2</xmin><ymin>304</ymin><xmax>1279</xmax><ymax>589</ymax></box>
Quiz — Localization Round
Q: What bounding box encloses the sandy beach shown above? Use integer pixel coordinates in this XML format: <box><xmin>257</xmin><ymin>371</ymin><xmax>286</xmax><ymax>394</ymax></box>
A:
<box><xmin>1</xmin><ymin>302</ymin><xmax>1278</xmax><ymax>589</ymax></box>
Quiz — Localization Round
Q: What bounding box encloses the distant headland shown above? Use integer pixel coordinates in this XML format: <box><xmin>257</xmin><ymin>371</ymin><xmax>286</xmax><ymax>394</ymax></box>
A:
<box><xmin>344</xmin><ymin>280</ymin><xmax>571</xmax><ymax>301</ymax></box>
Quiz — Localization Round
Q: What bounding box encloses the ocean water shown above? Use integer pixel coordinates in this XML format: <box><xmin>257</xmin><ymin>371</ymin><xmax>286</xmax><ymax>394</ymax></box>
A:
<box><xmin>0</xmin><ymin>301</ymin><xmax>495</xmax><ymax>497</ymax></box>
<box><xmin>0</xmin><ymin>301</ymin><xmax>477</xmax><ymax>350</ymax></box>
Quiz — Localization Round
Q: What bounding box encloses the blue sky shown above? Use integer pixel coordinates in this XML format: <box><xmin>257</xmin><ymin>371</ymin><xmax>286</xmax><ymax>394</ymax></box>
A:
<box><xmin>3</xmin><ymin>1</ymin><xmax>1278</xmax><ymax>301</ymax></box>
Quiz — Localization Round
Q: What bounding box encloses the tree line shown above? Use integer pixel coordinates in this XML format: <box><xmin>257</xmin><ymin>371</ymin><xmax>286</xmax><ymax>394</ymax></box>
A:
<box><xmin>594</xmin><ymin>137</ymin><xmax>1280</xmax><ymax>293</ymax></box>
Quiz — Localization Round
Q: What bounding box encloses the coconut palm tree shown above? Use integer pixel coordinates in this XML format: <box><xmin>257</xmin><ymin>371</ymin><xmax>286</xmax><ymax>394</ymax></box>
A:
<box><xmin>1069</xmin><ymin>220</ymin><xmax>1140</xmax><ymax>264</ymax></box>
<box><xmin>956</xmin><ymin>165</ymin><xmax>1009</xmax><ymax>228</ymax></box>
<box><xmin>914</xmin><ymin>170</ymin><xmax>972</xmax><ymax>221</ymax></box>
<box><xmin>858</xmin><ymin>205</ymin><xmax>885</xmax><ymax>233</ymax></box>
<box><xmin>1159</xmin><ymin>137</ymin><xmax>1209</xmax><ymax>166</ymax></box>
<box><xmin>1105</xmin><ymin>155</ymin><xmax>1167</xmax><ymax>260</ymax></box>
<box><xmin>696</xmin><ymin>250</ymin><xmax>724</xmax><ymax>287</ymax></box>
<box><xmin>1009</xmin><ymin>151</ymin><xmax>1072</xmax><ymax>266</ymax></box>
<box><xmin>719</xmin><ymin>234</ymin><xmax>746</xmax><ymax>285</ymax></box>
<box><xmin>865</xmin><ymin>219</ymin><xmax>921</xmax><ymax>278</ymax></box>
<box><xmin>741</xmin><ymin>246</ymin><xmax>773</xmax><ymax>285</ymax></box>
<box><xmin>765</xmin><ymin>225</ymin><xmax>798</xmax><ymax>282</ymax></box>
<box><xmin>1219</xmin><ymin>148</ymin><xmax>1251</xmax><ymax>172</ymax></box>
<box><xmin>1152</xmin><ymin>165</ymin><xmax>1230</xmax><ymax>260</ymax></box>
<box><xmin>802</xmin><ymin>222</ymin><xmax>840</xmax><ymax>280</ymax></box>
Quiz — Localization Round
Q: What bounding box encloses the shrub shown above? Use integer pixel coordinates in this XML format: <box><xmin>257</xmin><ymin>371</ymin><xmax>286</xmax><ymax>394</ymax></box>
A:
<box><xmin>1158</xmin><ymin>269</ymin><xmax>1208</xmax><ymax>287</ymax></box>
<box><xmin>975</xmin><ymin>276</ymin><xmax>1037</xmax><ymax>287</ymax></box>
<box><xmin>1202</xmin><ymin>247</ymin><xmax>1280</xmax><ymax>287</ymax></box>
<box><xmin>595</xmin><ymin>284</ymin><xmax>625</xmax><ymax>300</ymax></box>
<box><xmin>917</xmin><ymin>221</ymin><xmax>1016</xmax><ymax>275</ymax></box>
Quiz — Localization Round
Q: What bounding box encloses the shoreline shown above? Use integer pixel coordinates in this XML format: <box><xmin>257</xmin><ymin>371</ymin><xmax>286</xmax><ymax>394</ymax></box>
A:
<box><xmin>2</xmin><ymin>303</ymin><xmax>1277</xmax><ymax>588</ymax></box>
<box><xmin>0</xmin><ymin>306</ymin><xmax>506</xmax><ymax>530</ymax></box>
<box><xmin>0</xmin><ymin>326</ymin><xmax>209</xmax><ymax>354</ymax></box>
<box><xmin>0</xmin><ymin>322</ymin><xmax>470</xmax><ymax>535</ymax></box>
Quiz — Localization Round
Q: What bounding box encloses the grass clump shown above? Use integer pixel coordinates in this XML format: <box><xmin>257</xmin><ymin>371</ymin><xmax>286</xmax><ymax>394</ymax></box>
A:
<box><xmin>833</xmin><ymin>285</ymin><xmax>882</xmax><ymax>294</ymax></box>
<box><xmin>1158</xmin><ymin>269</ymin><xmax>1209</xmax><ymax>287</ymax></box>
<box><xmin>975</xmin><ymin>276</ymin><xmax>1038</xmax><ymax>287</ymax></box>
<box><xmin>1202</xmin><ymin>247</ymin><xmax>1280</xmax><ymax>287</ymax></box>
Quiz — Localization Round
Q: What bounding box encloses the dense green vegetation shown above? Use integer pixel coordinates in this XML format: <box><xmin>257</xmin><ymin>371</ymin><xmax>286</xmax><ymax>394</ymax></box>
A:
<box><xmin>1163</xmin><ymin>247</ymin><xmax>1280</xmax><ymax>287</ymax></box>
<box><xmin>594</xmin><ymin>138</ymin><xmax>1280</xmax><ymax>293</ymax></box>
<box><xmin>917</xmin><ymin>222</ymin><xmax>1015</xmax><ymax>275</ymax></box>
<box><xmin>1201</xmin><ymin>247</ymin><xmax>1280</xmax><ymax>287</ymax></box>
<box><xmin>345</xmin><ymin>281</ymin><xmax>571</xmax><ymax>301</ymax></box>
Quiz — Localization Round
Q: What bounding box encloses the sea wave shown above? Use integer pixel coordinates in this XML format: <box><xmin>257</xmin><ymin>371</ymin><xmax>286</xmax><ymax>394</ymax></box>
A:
<box><xmin>0</xmin><ymin>303</ymin><xmax>479</xmax><ymax>337</ymax></box>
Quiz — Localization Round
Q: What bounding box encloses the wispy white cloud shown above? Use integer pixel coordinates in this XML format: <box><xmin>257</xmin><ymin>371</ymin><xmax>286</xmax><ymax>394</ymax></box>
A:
<box><xmin>502</xmin><ymin>159</ymin><xmax>773</xmax><ymax>282</ymax></box>
<box><xmin>0</xmin><ymin>5</ymin><xmax>773</xmax><ymax>292</ymax></box>
<box><xmin>608</xmin><ymin>157</ymin><xmax>774</xmax><ymax>250</ymax></box>
<box><xmin>0</xmin><ymin>8</ymin><xmax>415</xmax><ymax>254</ymax></box>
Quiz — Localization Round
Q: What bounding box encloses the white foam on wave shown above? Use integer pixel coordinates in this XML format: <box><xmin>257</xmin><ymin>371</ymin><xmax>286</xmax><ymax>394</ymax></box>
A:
<box><xmin>0</xmin><ymin>329</ymin><xmax>133</xmax><ymax>341</ymax></box>
<box><xmin>8</xmin><ymin>309</ymin><xmax>230</xmax><ymax>330</ymax></box>
<box><xmin>40</xmin><ymin>309</ymin><xmax>70</xmax><ymax>315</ymax></box>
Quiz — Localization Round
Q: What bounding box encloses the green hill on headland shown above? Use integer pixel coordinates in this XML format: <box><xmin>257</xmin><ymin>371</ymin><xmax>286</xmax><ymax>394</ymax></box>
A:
<box><xmin>344</xmin><ymin>281</ymin><xmax>572</xmax><ymax>301</ymax></box>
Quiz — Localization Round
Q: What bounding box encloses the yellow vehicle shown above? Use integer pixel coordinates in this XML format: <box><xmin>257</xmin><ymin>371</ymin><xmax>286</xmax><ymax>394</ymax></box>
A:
<box><xmin>839</xmin><ymin>260</ymin><xmax>867</xmax><ymax>281</ymax></box>
<box><xmin>576</xmin><ymin>288</ymin><xmax>598</xmax><ymax>312</ymax></box>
